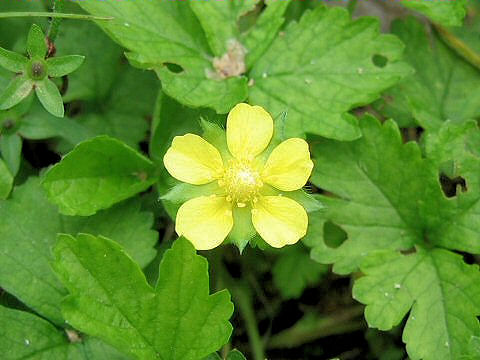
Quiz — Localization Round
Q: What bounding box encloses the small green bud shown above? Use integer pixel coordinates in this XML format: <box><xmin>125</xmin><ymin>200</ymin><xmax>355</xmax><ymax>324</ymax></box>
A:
<box><xmin>27</xmin><ymin>60</ymin><xmax>47</xmax><ymax>81</ymax></box>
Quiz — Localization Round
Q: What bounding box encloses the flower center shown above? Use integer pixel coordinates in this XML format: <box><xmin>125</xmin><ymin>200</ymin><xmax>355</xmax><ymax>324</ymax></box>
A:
<box><xmin>27</xmin><ymin>60</ymin><xmax>47</xmax><ymax>81</ymax></box>
<box><xmin>219</xmin><ymin>159</ymin><xmax>263</xmax><ymax>207</ymax></box>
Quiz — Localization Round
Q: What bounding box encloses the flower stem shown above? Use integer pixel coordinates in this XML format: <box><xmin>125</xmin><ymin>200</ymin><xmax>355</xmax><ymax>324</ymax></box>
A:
<box><xmin>230</xmin><ymin>282</ymin><xmax>265</xmax><ymax>360</ymax></box>
<box><xmin>47</xmin><ymin>0</ymin><xmax>65</xmax><ymax>42</ymax></box>
<box><xmin>434</xmin><ymin>24</ymin><xmax>480</xmax><ymax>71</ymax></box>
<box><xmin>347</xmin><ymin>0</ymin><xmax>358</xmax><ymax>16</ymax></box>
<box><xmin>267</xmin><ymin>306</ymin><xmax>365</xmax><ymax>349</ymax></box>
<box><xmin>208</xmin><ymin>251</ymin><xmax>266</xmax><ymax>360</ymax></box>
<box><xmin>0</xmin><ymin>12</ymin><xmax>113</xmax><ymax>21</ymax></box>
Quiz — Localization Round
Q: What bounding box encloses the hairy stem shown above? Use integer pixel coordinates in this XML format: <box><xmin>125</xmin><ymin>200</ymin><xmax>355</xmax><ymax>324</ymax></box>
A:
<box><xmin>231</xmin><ymin>282</ymin><xmax>265</xmax><ymax>360</ymax></box>
<box><xmin>47</xmin><ymin>0</ymin><xmax>65</xmax><ymax>42</ymax></box>
<box><xmin>434</xmin><ymin>24</ymin><xmax>480</xmax><ymax>71</ymax></box>
<box><xmin>209</xmin><ymin>251</ymin><xmax>266</xmax><ymax>360</ymax></box>
<box><xmin>0</xmin><ymin>12</ymin><xmax>112</xmax><ymax>21</ymax></box>
<box><xmin>267</xmin><ymin>306</ymin><xmax>365</xmax><ymax>349</ymax></box>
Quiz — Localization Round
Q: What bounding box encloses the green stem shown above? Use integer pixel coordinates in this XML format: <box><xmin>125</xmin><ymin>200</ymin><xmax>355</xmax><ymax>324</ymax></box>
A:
<box><xmin>47</xmin><ymin>0</ymin><xmax>65</xmax><ymax>42</ymax></box>
<box><xmin>347</xmin><ymin>0</ymin><xmax>358</xmax><ymax>16</ymax></box>
<box><xmin>209</xmin><ymin>252</ymin><xmax>265</xmax><ymax>360</ymax></box>
<box><xmin>231</xmin><ymin>283</ymin><xmax>265</xmax><ymax>360</ymax></box>
<box><xmin>267</xmin><ymin>306</ymin><xmax>365</xmax><ymax>349</ymax></box>
<box><xmin>0</xmin><ymin>12</ymin><xmax>113</xmax><ymax>21</ymax></box>
<box><xmin>434</xmin><ymin>24</ymin><xmax>480</xmax><ymax>71</ymax></box>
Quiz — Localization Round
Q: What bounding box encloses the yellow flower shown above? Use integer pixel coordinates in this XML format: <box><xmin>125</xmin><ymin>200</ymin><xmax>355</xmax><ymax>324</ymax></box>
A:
<box><xmin>163</xmin><ymin>103</ymin><xmax>314</xmax><ymax>250</ymax></box>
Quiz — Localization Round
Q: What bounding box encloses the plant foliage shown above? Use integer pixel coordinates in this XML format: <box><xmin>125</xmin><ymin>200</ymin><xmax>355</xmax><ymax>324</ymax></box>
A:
<box><xmin>0</xmin><ymin>0</ymin><xmax>479</xmax><ymax>359</ymax></box>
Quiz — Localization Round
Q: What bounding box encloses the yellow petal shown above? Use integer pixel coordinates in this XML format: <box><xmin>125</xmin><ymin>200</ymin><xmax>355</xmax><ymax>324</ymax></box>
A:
<box><xmin>262</xmin><ymin>138</ymin><xmax>314</xmax><ymax>191</ymax></box>
<box><xmin>163</xmin><ymin>134</ymin><xmax>224</xmax><ymax>185</ymax></box>
<box><xmin>227</xmin><ymin>103</ymin><xmax>273</xmax><ymax>159</ymax></box>
<box><xmin>252</xmin><ymin>196</ymin><xmax>308</xmax><ymax>248</ymax></box>
<box><xmin>175</xmin><ymin>196</ymin><xmax>233</xmax><ymax>250</ymax></box>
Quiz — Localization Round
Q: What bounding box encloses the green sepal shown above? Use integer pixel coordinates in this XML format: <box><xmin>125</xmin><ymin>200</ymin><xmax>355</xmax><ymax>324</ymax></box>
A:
<box><xmin>34</xmin><ymin>78</ymin><xmax>64</xmax><ymax>117</ymax></box>
<box><xmin>226</xmin><ymin>349</ymin><xmax>247</xmax><ymax>360</ymax></box>
<box><xmin>161</xmin><ymin>181</ymin><xmax>223</xmax><ymax>219</ymax></box>
<box><xmin>0</xmin><ymin>75</ymin><xmax>33</xmax><ymax>110</ymax></box>
<box><xmin>204</xmin><ymin>353</ymin><xmax>222</xmax><ymax>360</ymax></box>
<box><xmin>226</xmin><ymin>206</ymin><xmax>256</xmax><ymax>253</ymax></box>
<box><xmin>200</xmin><ymin>118</ymin><xmax>231</xmax><ymax>161</ymax></box>
<box><xmin>26</xmin><ymin>24</ymin><xmax>47</xmax><ymax>59</ymax></box>
<box><xmin>0</xmin><ymin>47</ymin><xmax>28</xmax><ymax>73</ymax></box>
<box><xmin>281</xmin><ymin>189</ymin><xmax>324</xmax><ymax>213</ymax></box>
<box><xmin>47</xmin><ymin>55</ymin><xmax>85</xmax><ymax>78</ymax></box>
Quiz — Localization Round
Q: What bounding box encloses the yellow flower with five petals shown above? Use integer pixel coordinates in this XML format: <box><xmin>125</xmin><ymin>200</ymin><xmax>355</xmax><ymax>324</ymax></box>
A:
<box><xmin>163</xmin><ymin>103</ymin><xmax>314</xmax><ymax>250</ymax></box>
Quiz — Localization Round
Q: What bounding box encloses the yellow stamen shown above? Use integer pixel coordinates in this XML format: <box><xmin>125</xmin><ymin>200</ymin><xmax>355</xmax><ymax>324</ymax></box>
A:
<box><xmin>220</xmin><ymin>159</ymin><xmax>263</xmax><ymax>206</ymax></box>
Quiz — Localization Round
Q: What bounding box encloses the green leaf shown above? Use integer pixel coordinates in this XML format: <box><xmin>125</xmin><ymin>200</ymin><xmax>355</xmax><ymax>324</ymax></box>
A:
<box><xmin>226</xmin><ymin>349</ymin><xmax>247</xmax><ymax>360</ymax></box>
<box><xmin>189</xmin><ymin>0</ymin><xmax>258</xmax><ymax>56</ymax></box>
<box><xmin>21</xmin><ymin>68</ymin><xmax>157</xmax><ymax>152</ymax></box>
<box><xmin>375</xmin><ymin>17</ymin><xmax>480</xmax><ymax>131</ymax></box>
<box><xmin>42</xmin><ymin>19</ymin><xmax>157</xmax><ymax>150</ymax></box>
<box><xmin>353</xmin><ymin>248</ymin><xmax>480</xmax><ymax>360</ymax></box>
<box><xmin>424</xmin><ymin>120</ymin><xmax>480</xmax><ymax>177</ymax></box>
<box><xmin>424</xmin><ymin>162</ymin><xmax>480</xmax><ymax>254</ymax></box>
<box><xmin>0</xmin><ymin>305</ymin><xmax>129</xmax><ymax>360</ymax></box>
<box><xmin>0</xmin><ymin>47</ymin><xmax>28</xmax><ymax>73</ymax></box>
<box><xmin>150</xmin><ymin>93</ymin><xmax>206</xmax><ymax>168</ymax></box>
<box><xmin>203</xmin><ymin>349</ymin><xmax>247</xmax><ymax>360</ymax></box>
<box><xmin>0</xmin><ymin>177</ymin><xmax>158</xmax><ymax>324</ymax></box>
<box><xmin>273</xmin><ymin>244</ymin><xmax>328</xmax><ymax>299</ymax></box>
<box><xmin>0</xmin><ymin>89</ymin><xmax>33</xmax><ymax>131</ymax></box>
<box><xmin>26</xmin><ymin>24</ymin><xmax>47</xmax><ymax>59</ymax></box>
<box><xmin>0</xmin><ymin>132</ymin><xmax>22</xmax><ymax>176</ymax></box>
<box><xmin>306</xmin><ymin>114</ymin><xmax>480</xmax><ymax>359</ymax></box>
<box><xmin>77</xmin><ymin>0</ymin><xmax>248</xmax><ymax>113</ymax></box>
<box><xmin>308</xmin><ymin>114</ymin><xmax>480</xmax><ymax>272</ymax></box>
<box><xmin>55</xmin><ymin>20</ymin><xmax>124</xmax><ymax>102</ymax></box>
<box><xmin>248</xmin><ymin>6</ymin><xmax>412</xmax><ymax>140</ymax></box>
<box><xmin>59</xmin><ymin>65</ymin><xmax>158</xmax><ymax>151</ymax></box>
<box><xmin>460</xmin><ymin>336</ymin><xmax>480</xmax><ymax>359</ymax></box>
<box><xmin>54</xmin><ymin>235</ymin><xmax>234</xmax><ymax>360</ymax></box>
<box><xmin>43</xmin><ymin>136</ymin><xmax>158</xmax><ymax>216</ymax></box>
<box><xmin>399</xmin><ymin>0</ymin><xmax>466</xmax><ymax>26</ymax></box>
<box><xmin>243</xmin><ymin>0</ymin><xmax>290</xmax><ymax>69</ymax></box>
<box><xmin>18</xmin><ymin>98</ymin><xmax>89</xmax><ymax>145</ymax></box>
<box><xmin>0</xmin><ymin>1</ymin><xmax>47</xmax><ymax>51</ymax></box>
<box><xmin>47</xmin><ymin>55</ymin><xmax>85</xmax><ymax>78</ymax></box>
<box><xmin>0</xmin><ymin>66</ymin><xmax>9</xmax><ymax>89</ymax></box>
<box><xmin>0</xmin><ymin>158</ymin><xmax>12</xmax><ymax>199</ymax></box>
<box><xmin>307</xmin><ymin>114</ymin><xmax>437</xmax><ymax>274</ymax></box>
<box><xmin>34</xmin><ymin>78</ymin><xmax>64</xmax><ymax>117</ymax></box>
<box><xmin>0</xmin><ymin>75</ymin><xmax>33</xmax><ymax>110</ymax></box>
